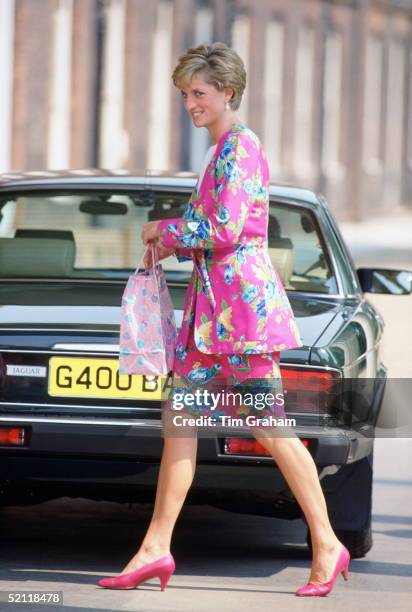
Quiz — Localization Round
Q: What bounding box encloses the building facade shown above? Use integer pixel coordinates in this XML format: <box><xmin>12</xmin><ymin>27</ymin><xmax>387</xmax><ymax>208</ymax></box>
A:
<box><xmin>0</xmin><ymin>0</ymin><xmax>411</xmax><ymax>221</ymax></box>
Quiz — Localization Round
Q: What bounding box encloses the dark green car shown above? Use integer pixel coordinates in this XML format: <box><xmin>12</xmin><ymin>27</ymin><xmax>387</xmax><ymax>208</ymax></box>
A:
<box><xmin>0</xmin><ymin>171</ymin><xmax>410</xmax><ymax>559</ymax></box>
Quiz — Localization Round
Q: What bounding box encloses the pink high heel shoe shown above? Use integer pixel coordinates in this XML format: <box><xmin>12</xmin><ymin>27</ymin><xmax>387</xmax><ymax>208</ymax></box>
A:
<box><xmin>97</xmin><ymin>553</ymin><xmax>175</xmax><ymax>591</ymax></box>
<box><xmin>295</xmin><ymin>544</ymin><xmax>350</xmax><ymax>597</ymax></box>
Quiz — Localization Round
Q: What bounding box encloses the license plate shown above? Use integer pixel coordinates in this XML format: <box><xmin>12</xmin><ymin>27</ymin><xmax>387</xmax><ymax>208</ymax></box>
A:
<box><xmin>48</xmin><ymin>357</ymin><xmax>169</xmax><ymax>400</ymax></box>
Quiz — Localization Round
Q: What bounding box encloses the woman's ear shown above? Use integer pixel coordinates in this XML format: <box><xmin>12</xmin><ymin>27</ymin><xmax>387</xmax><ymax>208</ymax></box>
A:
<box><xmin>224</xmin><ymin>87</ymin><xmax>235</xmax><ymax>103</ymax></box>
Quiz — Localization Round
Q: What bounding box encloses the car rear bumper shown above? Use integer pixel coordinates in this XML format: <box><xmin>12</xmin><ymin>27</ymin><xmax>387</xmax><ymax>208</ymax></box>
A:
<box><xmin>0</xmin><ymin>412</ymin><xmax>374</xmax><ymax>470</ymax></box>
<box><xmin>0</xmin><ymin>413</ymin><xmax>375</xmax><ymax>520</ymax></box>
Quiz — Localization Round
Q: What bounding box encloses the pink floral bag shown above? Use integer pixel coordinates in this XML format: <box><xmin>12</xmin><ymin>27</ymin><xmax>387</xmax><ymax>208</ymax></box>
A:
<box><xmin>119</xmin><ymin>244</ymin><xmax>177</xmax><ymax>375</ymax></box>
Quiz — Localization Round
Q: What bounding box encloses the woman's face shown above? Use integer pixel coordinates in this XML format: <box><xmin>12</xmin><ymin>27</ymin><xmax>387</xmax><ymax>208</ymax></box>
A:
<box><xmin>180</xmin><ymin>72</ymin><xmax>232</xmax><ymax>129</ymax></box>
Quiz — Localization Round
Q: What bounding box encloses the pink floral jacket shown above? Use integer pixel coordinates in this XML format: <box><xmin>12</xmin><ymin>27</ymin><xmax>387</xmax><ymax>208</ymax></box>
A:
<box><xmin>157</xmin><ymin>123</ymin><xmax>302</xmax><ymax>354</ymax></box>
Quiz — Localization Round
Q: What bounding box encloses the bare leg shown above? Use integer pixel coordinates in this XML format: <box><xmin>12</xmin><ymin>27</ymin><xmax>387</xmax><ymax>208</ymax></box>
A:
<box><xmin>250</xmin><ymin>425</ymin><xmax>343</xmax><ymax>584</ymax></box>
<box><xmin>120</xmin><ymin>417</ymin><xmax>198</xmax><ymax>575</ymax></box>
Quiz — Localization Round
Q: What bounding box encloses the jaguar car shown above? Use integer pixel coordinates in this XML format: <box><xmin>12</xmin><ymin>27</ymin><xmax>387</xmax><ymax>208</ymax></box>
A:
<box><xmin>0</xmin><ymin>170</ymin><xmax>410</xmax><ymax>559</ymax></box>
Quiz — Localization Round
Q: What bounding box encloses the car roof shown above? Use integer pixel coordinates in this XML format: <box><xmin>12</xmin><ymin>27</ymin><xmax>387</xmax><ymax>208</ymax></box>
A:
<box><xmin>0</xmin><ymin>169</ymin><xmax>322</xmax><ymax>206</ymax></box>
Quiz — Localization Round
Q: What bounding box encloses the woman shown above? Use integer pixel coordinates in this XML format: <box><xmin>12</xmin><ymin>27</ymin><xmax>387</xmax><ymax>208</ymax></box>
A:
<box><xmin>97</xmin><ymin>42</ymin><xmax>350</xmax><ymax>597</ymax></box>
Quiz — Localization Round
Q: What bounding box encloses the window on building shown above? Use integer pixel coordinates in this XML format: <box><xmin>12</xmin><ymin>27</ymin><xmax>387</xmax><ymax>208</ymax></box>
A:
<box><xmin>231</xmin><ymin>13</ymin><xmax>251</xmax><ymax>125</ymax></box>
<box><xmin>147</xmin><ymin>0</ymin><xmax>174</xmax><ymax>171</ymax></box>
<box><xmin>294</xmin><ymin>24</ymin><xmax>315</xmax><ymax>178</ymax></box>
<box><xmin>189</xmin><ymin>3</ymin><xmax>214</xmax><ymax>172</ymax></box>
<box><xmin>363</xmin><ymin>33</ymin><xmax>383</xmax><ymax>173</ymax></box>
<box><xmin>321</xmin><ymin>29</ymin><xmax>343</xmax><ymax>180</ymax></box>
<box><xmin>47</xmin><ymin>0</ymin><xmax>73</xmax><ymax>169</ymax></box>
<box><xmin>384</xmin><ymin>35</ymin><xmax>406</xmax><ymax>207</ymax></box>
<box><xmin>263</xmin><ymin>19</ymin><xmax>284</xmax><ymax>177</ymax></box>
<box><xmin>0</xmin><ymin>0</ymin><xmax>15</xmax><ymax>173</ymax></box>
<box><xmin>100</xmin><ymin>0</ymin><xmax>128</xmax><ymax>169</ymax></box>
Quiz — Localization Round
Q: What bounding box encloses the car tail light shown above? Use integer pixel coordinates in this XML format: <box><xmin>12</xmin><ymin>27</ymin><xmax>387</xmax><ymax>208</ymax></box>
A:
<box><xmin>0</xmin><ymin>427</ymin><xmax>27</xmax><ymax>446</ymax></box>
<box><xmin>280</xmin><ymin>367</ymin><xmax>341</xmax><ymax>414</ymax></box>
<box><xmin>224</xmin><ymin>437</ymin><xmax>309</xmax><ymax>457</ymax></box>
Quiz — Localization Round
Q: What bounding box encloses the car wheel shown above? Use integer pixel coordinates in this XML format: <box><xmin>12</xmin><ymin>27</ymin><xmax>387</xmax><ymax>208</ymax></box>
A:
<box><xmin>306</xmin><ymin>522</ymin><xmax>372</xmax><ymax>559</ymax></box>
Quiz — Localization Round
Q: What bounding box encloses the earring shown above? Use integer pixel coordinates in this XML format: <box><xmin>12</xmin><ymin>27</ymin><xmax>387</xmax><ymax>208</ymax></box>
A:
<box><xmin>225</xmin><ymin>101</ymin><xmax>230</xmax><ymax>110</ymax></box>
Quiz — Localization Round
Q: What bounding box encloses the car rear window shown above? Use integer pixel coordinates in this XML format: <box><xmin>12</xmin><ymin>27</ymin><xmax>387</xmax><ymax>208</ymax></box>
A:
<box><xmin>0</xmin><ymin>189</ymin><xmax>337</xmax><ymax>294</ymax></box>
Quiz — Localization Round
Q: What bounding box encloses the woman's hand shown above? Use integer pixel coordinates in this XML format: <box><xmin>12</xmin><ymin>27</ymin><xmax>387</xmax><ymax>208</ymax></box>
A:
<box><xmin>141</xmin><ymin>220</ymin><xmax>160</xmax><ymax>245</ymax></box>
<box><xmin>143</xmin><ymin>244</ymin><xmax>175</xmax><ymax>269</ymax></box>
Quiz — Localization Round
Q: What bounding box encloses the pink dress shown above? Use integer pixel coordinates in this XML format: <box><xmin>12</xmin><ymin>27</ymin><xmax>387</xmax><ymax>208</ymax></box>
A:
<box><xmin>157</xmin><ymin>124</ymin><xmax>302</xmax><ymax>355</ymax></box>
<box><xmin>159</xmin><ymin>126</ymin><xmax>302</xmax><ymax>418</ymax></box>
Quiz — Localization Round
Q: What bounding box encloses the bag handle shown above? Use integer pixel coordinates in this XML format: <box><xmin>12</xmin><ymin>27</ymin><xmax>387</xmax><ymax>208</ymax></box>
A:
<box><xmin>133</xmin><ymin>242</ymin><xmax>159</xmax><ymax>275</ymax></box>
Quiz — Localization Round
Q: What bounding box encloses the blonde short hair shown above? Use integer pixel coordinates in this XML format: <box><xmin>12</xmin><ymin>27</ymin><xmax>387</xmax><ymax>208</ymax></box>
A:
<box><xmin>172</xmin><ymin>42</ymin><xmax>246</xmax><ymax>111</ymax></box>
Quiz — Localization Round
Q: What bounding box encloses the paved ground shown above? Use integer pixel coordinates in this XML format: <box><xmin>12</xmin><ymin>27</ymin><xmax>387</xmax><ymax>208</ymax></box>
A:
<box><xmin>0</xmin><ymin>211</ymin><xmax>411</xmax><ymax>611</ymax></box>
<box><xmin>0</xmin><ymin>437</ymin><xmax>411</xmax><ymax>612</ymax></box>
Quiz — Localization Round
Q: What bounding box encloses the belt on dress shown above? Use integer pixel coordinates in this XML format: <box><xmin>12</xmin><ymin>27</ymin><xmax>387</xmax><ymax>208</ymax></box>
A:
<box><xmin>192</xmin><ymin>251</ymin><xmax>216</xmax><ymax>313</ymax></box>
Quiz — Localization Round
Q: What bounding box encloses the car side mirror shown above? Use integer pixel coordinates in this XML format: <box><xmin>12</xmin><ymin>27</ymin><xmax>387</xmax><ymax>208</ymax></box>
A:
<box><xmin>357</xmin><ymin>268</ymin><xmax>412</xmax><ymax>294</ymax></box>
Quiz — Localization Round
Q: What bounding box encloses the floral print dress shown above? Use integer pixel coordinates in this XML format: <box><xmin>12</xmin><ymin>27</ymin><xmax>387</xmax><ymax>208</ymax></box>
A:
<box><xmin>157</xmin><ymin>124</ymin><xmax>302</xmax><ymax>423</ymax></box>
